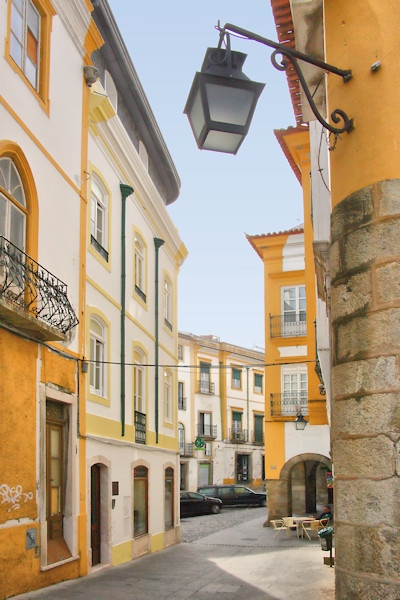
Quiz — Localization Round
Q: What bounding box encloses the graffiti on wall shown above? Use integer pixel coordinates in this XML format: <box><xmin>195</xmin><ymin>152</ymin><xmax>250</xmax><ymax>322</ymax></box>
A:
<box><xmin>0</xmin><ymin>484</ymin><xmax>34</xmax><ymax>512</ymax></box>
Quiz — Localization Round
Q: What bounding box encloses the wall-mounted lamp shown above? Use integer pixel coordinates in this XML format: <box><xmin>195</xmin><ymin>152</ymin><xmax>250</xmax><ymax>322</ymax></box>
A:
<box><xmin>184</xmin><ymin>22</ymin><xmax>354</xmax><ymax>154</ymax></box>
<box><xmin>294</xmin><ymin>413</ymin><xmax>308</xmax><ymax>431</ymax></box>
<box><xmin>83</xmin><ymin>65</ymin><xmax>99</xmax><ymax>87</ymax></box>
<box><xmin>81</xmin><ymin>361</ymin><xmax>89</xmax><ymax>374</ymax></box>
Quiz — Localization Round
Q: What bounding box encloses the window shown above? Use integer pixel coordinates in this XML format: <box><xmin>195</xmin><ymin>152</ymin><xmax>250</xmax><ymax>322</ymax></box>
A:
<box><xmin>134</xmin><ymin>233</ymin><xmax>146</xmax><ymax>302</ymax></box>
<box><xmin>164</xmin><ymin>467</ymin><xmax>174</xmax><ymax>529</ymax></box>
<box><xmin>199</xmin><ymin>412</ymin><xmax>212</xmax><ymax>437</ymax></box>
<box><xmin>232</xmin><ymin>411</ymin><xmax>243</xmax><ymax>434</ymax></box>
<box><xmin>178</xmin><ymin>423</ymin><xmax>185</xmax><ymax>454</ymax></box>
<box><xmin>90</xmin><ymin>316</ymin><xmax>106</xmax><ymax>397</ymax></box>
<box><xmin>199</xmin><ymin>361</ymin><xmax>211</xmax><ymax>394</ymax></box>
<box><xmin>164</xmin><ymin>277</ymin><xmax>172</xmax><ymax>330</ymax></box>
<box><xmin>133</xmin><ymin>466</ymin><xmax>148</xmax><ymax>537</ymax></box>
<box><xmin>133</xmin><ymin>349</ymin><xmax>145</xmax><ymax>413</ymax></box>
<box><xmin>254</xmin><ymin>414</ymin><xmax>264</xmax><ymax>443</ymax></box>
<box><xmin>178</xmin><ymin>381</ymin><xmax>185</xmax><ymax>410</ymax></box>
<box><xmin>90</xmin><ymin>177</ymin><xmax>108</xmax><ymax>261</ymax></box>
<box><xmin>231</xmin><ymin>367</ymin><xmax>242</xmax><ymax>389</ymax></box>
<box><xmin>281</xmin><ymin>365</ymin><xmax>308</xmax><ymax>415</ymax></box>
<box><xmin>281</xmin><ymin>285</ymin><xmax>306</xmax><ymax>336</ymax></box>
<box><xmin>8</xmin><ymin>0</ymin><xmax>54</xmax><ymax>103</ymax></box>
<box><xmin>164</xmin><ymin>369</ymin><xmax>172</xmax><ymax>422</ymax></box>
<box><xmin>178</xmin><ymin>344</ymin><xmax>183</xmax><ymax>361</ymax></box>
<box><xmin>254</xmin><ymin>372</ymin><xmax>263</xmax><ymax>394</ymax></box>
<box><xmin>0</xmin><ymin>157</ymin><xmax>26</xmax><ymax>250</ymax></box>
<box><xmin>204</xmin><ymin>442</ymin><xmax>212</xmax><ymax>456</ymax></box>
<box><xmin>46</xmin><ymin>400</ymin><xmax>71</xmax><ymax>562</ymax></box>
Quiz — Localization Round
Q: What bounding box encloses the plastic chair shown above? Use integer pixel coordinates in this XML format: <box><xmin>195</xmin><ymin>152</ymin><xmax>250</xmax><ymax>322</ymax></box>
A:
<box><xmin>271</xmin><ymin>519</ymin><xmax>290</xmax><ymax>538</ymax></box>
<box><xmin>302</xmin><ymin>519</ymin><xmax>323</xmax><ymax>540</ymax></box>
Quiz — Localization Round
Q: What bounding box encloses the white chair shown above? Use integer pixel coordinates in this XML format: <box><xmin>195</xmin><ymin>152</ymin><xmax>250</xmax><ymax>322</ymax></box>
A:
<box><xmin>302</xmin><ymin>519</ymin><xmax>324</xmax><ymax>540</ymax></box>
<box><xmin>271</xmin><ymin>519</ymin><xmax>290</xmax><ymax>538</ymax></box>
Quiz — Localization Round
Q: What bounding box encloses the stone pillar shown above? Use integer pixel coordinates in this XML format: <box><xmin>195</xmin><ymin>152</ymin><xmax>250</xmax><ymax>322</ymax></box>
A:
<box><xmin>331</xmin><ymin>179</ymin><xmax>400</xmax><ymax>599</ymax></box>
<box><xmin>265</xmin><ymin>478</ymin><xmax>290</xmax><ymax>521</ymax></box>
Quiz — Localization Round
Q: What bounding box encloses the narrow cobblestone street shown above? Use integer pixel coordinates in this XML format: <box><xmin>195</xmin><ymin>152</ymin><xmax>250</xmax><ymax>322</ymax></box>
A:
<box><xmin>16</xmin><ymin>509</ymin><xmax>335</xmax><ymax>600</ymax></box>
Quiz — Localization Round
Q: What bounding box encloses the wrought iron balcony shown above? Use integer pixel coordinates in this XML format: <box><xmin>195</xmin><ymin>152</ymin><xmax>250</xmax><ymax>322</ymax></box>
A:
<box><xmin>135</xmin><ymin>284</ymin><xmax>146</xmax><ymax>303</ymax></box>
<box><xmin>252</xmin><ymin>431</ymin><xmax>264</xmax><ymax>445</ymax></box>
<box><xmin>270</xmin><ymin>393</ymin><xmax>309</xmax><ymax>417</ymax></box>
<box><xmin>229</xmin><ymin>428</ymin><xmax>248</xmax><ymax>443</ymax></box>
<box><xmin>270</xmin><ymin>314</ymin><xmax>307</xmax><ymax>338</ymax></box>
<box><xmin>179</xmin><ymin>442</ymin><xmax>193</xmax><ymax>456</ymax></box>
<box><xmin>197</xmin><ymin>380</ymin><xmax>215</xmax><ymax>395</ymax></box>
<box><xmin>197</xmin><ymin>423</ymin><xmax>217</xmax><ymax>439</ymax></box>
<box><xmin>90</xmin><ymin>234</ymin><xmax>109</xmax><ymax>262</ymax></box>
<box><xmin>178</xmin><ymin>396</ymin><xmax>187</xmax><ymax>410</ymax></box>
<box><xmin>134</xmin><ymin>410</ymin><xmax>146</xmax><ymax>444</ymax></box>
<box><xmin>0</xmin><ymin>236</ymin><xmax>78</xmax><ymax>341</ymax></box>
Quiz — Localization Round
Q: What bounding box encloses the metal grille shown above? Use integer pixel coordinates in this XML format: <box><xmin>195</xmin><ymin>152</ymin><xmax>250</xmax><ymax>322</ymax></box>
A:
<box><xmin>270</xmin><ymin>392</ymin><xmax>309</xmax><ymax>417</ymax></box>
<box><xmin>0</xmin><ymin>236</ymin><xmax>78</xmax><ymax>334</ymax></box>
<box><xmin>270</xmin><ymin>314</ymin><xmax>307</xmax><ymax>337</ymax></box>
<box><xmin>134</xmin><ymin>411</ymin><xmax>146</xmax><ymax>444</ymax></box>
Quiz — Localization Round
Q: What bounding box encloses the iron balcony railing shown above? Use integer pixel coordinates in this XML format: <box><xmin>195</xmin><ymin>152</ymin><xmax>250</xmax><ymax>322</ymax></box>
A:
<box><xmin>229</xmin><ymin>428</ymin><xmax>248</xmax><ymax>443</ymax></box>
<box><xmin>135</xmin><ymin>284</ymin><xmax>146</xmax><ymax>303</ymax></box>
<box><xmin>178</xmin><ymin>396</ymin><xmax>187</xmax><ymax>410</ymax></box>
<box><xmin>0</xmin><ymin>236</ymin><xmax>78</xmax><ymax>336</ymax></box>
<box><xmin>252</xmin><ymin>431</ymin><xmax>264</xmax><ymax>445</ymax></box>
<box><xmin>197</xmin><ymin>423</ymin><xmax>217</xmax><ymax>439</ymax></box>
<box><xmin>270</xmin><ymin>392</ymin><xmax>309</xmax><ymax>417</ymax></box>
<box><xmin>270</xmin><ymin>314</ymin><xmax>307</xmax><ymax>338</ymax></box>
<box><xmin>134</xmin><ymin>410</ymin><xmax>146</xmax><ymax>444</ymax></box>
<box><xmin>197</xmin><ymin>380</ymin><xmax>215</xmax><ymax>395</ymax></box>
<box><xmin>90</xmin><ymin>234</ymin><xmax>109</xmax><ymax>262</ymax></box>
<box><xmin>179</xmin><ymin>442</ymin><xmax>193</xmax><ymax>456</ymax></box>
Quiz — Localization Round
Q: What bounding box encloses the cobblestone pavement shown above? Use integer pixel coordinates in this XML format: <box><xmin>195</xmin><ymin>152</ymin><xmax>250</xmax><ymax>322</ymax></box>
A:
<box><xmin>180</xmin><ymin>505</ymin><xmax>266</xmax><ymax>542</ymax></box>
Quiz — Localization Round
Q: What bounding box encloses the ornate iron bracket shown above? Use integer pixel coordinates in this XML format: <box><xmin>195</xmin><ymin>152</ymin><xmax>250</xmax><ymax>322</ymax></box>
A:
<box><xmin>216</xmin><ymin>22</ymin><xmax>354</xmax><ymax>135</ymax></box>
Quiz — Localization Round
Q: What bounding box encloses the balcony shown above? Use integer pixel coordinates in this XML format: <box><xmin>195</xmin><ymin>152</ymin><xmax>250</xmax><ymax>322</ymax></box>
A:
<box><xmin>0</xmin><ymin>237</ymin><xmax>78</xmax><ymax>341</ymax></box>
<box><xmin>134</xmin><ymin>410</ymin><xmax>146</xmax><ymax>444</ymax></box>
<box><xmin>179</xmin><ymin>442</ymin><xmax>193</xmax><ymax>457</ymax></box>
<box><xmin>197</xmin><ymin>380</ymin><xmax>215</xmax><ymax>395</ymax></box>
<box><xmin>270</xmin><ymin>393</ymin><xmax>309</xmax><ymax>417</ymax></box>
<box><xmin>229</xmin><ymin>428</ymin><xmax>248</xmax><ymax>443</ymax></box>
<box><xmin>197</xmin><ymin>423</ymin><xmax>217</xmax><ymax>439</ymax></box>
<box><xmin>90</xmin><ymin>234</ymin><xmax>109</xmax><ymax>262</ymax></box>
<box><xmin>178</xmin><ymin>396</ymin><xmax>187</xmax><ymax>410</ymax></box>
<box><xmin>270</xmin><ymin>314</ymin><xmax>307</xmax><ymax>338</ymax></box>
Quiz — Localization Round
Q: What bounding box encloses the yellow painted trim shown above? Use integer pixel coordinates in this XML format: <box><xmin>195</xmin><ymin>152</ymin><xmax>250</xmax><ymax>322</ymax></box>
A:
<box><xmin>86</xmin><ymin>413</ymin><xmax>134</xmax><ymax>439</ymax></box>
<box><xmin>5</xmin><ymin>0</ymin><xmax>55</xmax><ymax>114</ymax></box>
<box><xmin>112</xmin><ymin>539</ymin><xmax>132</xmax><ymax>566</ymax></box>
<box><xmin>265</xmin><ymin>421</ymin><xmax>285</xmax><ymax>480</ymax></box>
<box><xmin>89</xmin><ymin>82</ymin><xmax>116</xmax><ymax>123</ymax></box>
<box><xmin>84</xmin><ymin>16</ymin><xmax>103</xmax><ymax>57</ymax></box>
<box><xmin>150</xmin><ymin>532</ymin><xmax>164</xmax><ymax>553</ymax></box>
<box><xmin>0</xmin><ymin>96</ymin><xmax>80</xmax><ymax>195</ymax></box>
<box><xmin>145</xmin><ymin>430</ymin><xmax>177</xmax><ymax>450</ymax></box>
<box><xmin>87</xmin><ymin>165</ymin><xmax>112</xmax><ymax>272</ymax></box>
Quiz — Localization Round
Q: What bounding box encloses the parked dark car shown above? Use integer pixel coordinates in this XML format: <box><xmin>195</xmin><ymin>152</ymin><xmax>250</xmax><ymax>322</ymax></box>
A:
<box><xmin>180</xmin><ymin>491</ymin><xmax>222</xmax><ymax>517</ymax></box>
<box><xmin>197</xmin><ymin>484</ymin><xmax>267</xmax><ymax>507</ymax></box>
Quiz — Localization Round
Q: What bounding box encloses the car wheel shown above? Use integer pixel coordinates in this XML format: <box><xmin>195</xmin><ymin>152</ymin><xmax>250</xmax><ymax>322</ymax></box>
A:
<box><xmin>211</xmin><ymin>503</ymin><xmax>221</xmax><ymax>514</ymax></box>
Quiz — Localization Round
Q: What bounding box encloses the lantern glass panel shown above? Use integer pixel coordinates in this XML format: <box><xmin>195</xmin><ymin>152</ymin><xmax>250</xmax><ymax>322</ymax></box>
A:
<box><xmin>205</xmin><ymin>83</ymin><xmax>255</xmax><ymax>126</ymax></box>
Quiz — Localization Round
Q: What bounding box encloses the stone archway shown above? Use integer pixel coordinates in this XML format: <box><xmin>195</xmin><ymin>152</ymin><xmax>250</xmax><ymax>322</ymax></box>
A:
<box><xmin>266</xmin><ymin>453</ymin><xmax>331</xmax><ymax>521</ymax></box>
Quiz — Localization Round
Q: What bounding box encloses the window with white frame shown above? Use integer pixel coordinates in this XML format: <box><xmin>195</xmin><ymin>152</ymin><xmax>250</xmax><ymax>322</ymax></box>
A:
<box><xmin>178</xmin><ymin>344</ymin><xmax>183</xmax><ymax>361</ymax></box>
<box><xmin>90</xmin><ymin>177</ymin><xmax>108</xmax><ymax>261</ymax></box>
<box><xmin>178</xmin><ymin>422</ymin><xmax>185</xmax><ymax>453</ymax></box>
<box><xmin>164</xmin><ymin>276</ymin><xmax>172</xmax><ymax>330</ymax></box>
<box><xmin>134</xmin><ymin>233</ymin><xmax>146</xmax><ymax>302</ymax></box>
<box><xmin>199</xmin><ymin>361</ymin><xmax>211</xmax><ymax>394</ymax></box>
<box><xmin>281</xmin><ymin>364</ymin><xmax>308</xmax><ymax>415</ymax></box>
<box><xmin>164</xmin><ymin>369</ymin><xmax>172</xmax><ymax>422</ymax></box>
<box><xmin>254</xmin><ymin>372</ymin><xmax>263</xmax><ymax>394</ymax></box>
<box><xmin>0</xmin><ymin>157</ymin><xmax>26</xmax><ymax>250</ymax></box>
<box><xmin>178</xmin><ymin>381</ymin><xmax>185</xmax><ymax>410</ymax></box>
<box><xmin>10</xmin><ymin>0</ymin><xmax>40</xmax><ymax>90</ymax></box>
<box><xmin>90</xmin><ymin>316</ymin><xmax>106</xmax><ymax>397</ymax></box>
<box><xmin>204</xmin><ymin>442</ymin><xmax>212</xmax><ymax>456</ymax></box>
<box><xmin>281</xmin><ymin>285</ymin><xmax>306</xmax><ymax>336</ymax></box>
<box><xmin>134</xmin><ymin>348</ymin><xmax>145</xmax><ymax>413</ymax></box>
<box><xmin>231</xmin><ymin>367</ymin><xmax>242</xmax><ymax>389</ymax></box>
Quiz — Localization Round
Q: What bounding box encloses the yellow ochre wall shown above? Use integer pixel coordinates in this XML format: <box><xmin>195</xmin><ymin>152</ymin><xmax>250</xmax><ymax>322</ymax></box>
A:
<box><xmin>324</xmin><ymin>1</ymin><xmax>400</xmax><ymax>206</ymax></box>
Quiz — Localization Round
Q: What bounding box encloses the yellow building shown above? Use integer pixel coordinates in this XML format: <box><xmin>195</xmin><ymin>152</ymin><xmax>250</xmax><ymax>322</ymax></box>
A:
<box><xmin>0</xmin><ymin>1</ymin><xmax>98</xmax><ymax>596</ymax></box>
<box><xmin>248</xmin><ymin>206</ymin><xmax>330</xmax><ymax>519</ymax></box>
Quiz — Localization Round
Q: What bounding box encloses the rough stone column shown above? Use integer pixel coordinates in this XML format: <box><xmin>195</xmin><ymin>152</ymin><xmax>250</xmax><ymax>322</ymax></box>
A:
<box><xmin>330</xmin><ymin>179</ymin><xmax>400</xmax><ymax>599</ymax></box>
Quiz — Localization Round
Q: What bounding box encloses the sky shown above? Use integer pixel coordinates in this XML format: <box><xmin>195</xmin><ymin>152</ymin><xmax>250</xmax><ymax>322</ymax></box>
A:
<box><xmin>108</xmin><ymin>0</ymin><xmax>303</xmax><ymax>351</ymax></box>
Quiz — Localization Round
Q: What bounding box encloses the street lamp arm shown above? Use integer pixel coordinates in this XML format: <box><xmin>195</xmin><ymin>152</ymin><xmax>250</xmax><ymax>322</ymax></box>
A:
<box><xmin>217</xmin><ymin>22</ymin><xmax>354</xmax><ymax>135</ymax></box>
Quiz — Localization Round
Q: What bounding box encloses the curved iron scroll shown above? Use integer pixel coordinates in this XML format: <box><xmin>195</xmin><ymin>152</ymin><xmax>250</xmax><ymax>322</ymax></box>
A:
<box><xmin>217</xmin><ymin>23</ymin><xmax>354</xmax><ymax>135</ymax></box>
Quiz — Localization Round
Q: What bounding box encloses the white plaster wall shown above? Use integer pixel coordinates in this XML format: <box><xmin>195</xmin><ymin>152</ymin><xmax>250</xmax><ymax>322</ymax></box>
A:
<box><xmin>282</xmin><ymin>233</ymin><xmax>305</xmax><ymax>271</ymax></box>
<box><xmin>284</xmin><ymin>423</ymin><xmax>330</xmax><ymax>462</ymax></box>
<box><xmin>278</xmin><ymin>345</ymin><xmax>307</xmax><ymax>357</ymax></box>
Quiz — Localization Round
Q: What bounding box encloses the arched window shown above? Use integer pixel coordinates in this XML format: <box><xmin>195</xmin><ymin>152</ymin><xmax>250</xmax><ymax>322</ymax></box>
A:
<box><xmin>0</xmin><ymin>157</ymin><xmax>27</xmax><ymax>250</ymax></box>
<box><xmin>90</xmin><ymin>316</ymin><xmax>107</xmax><ymax>397</ymax></box>
<box><xmin>178</xmin><ymin>423</ymin><xmax>185</xmax><ymax>454</ymax></box>
<box><xmin>164</xmin><ymin>467</ymin><xmax>174</xmax><ymax>530</ymax></box>
<box><xmin>134</xmin><ymin>233</ymin><xmax>146</xmax><ymax>302</ymax></box>
<box><xmin>164</xmin><ymin>276</ymin><xmax>172</xmax><ymax>330</ymax></box>
<box><xmin>90</xmin><ymin>176</ymin><xmax>108</xmax><ymax>262</ymax></box>
<box><xmin>133</xmin><ymin>465</ymin><xmax>148</xmax><ymax>537</ymax></box>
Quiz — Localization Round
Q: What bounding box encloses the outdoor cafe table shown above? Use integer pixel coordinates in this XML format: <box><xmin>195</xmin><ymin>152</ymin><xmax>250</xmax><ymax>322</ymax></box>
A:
<box><xmin>292</xmin><ymin>516</ymin><xmax>316</xmax><ymax>538</ymax></box>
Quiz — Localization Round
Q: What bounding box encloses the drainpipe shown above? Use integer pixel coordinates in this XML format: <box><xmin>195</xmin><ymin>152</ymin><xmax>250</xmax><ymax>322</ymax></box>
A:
<box><xmin>154</xmin><ymin>237</ymin><xmax>165</xmax><ymax>444</ymax></box>
<box><xmin>120</xmin><ymin>184</ymin><xmax>134</xmax><ymax>437</ymax></box>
